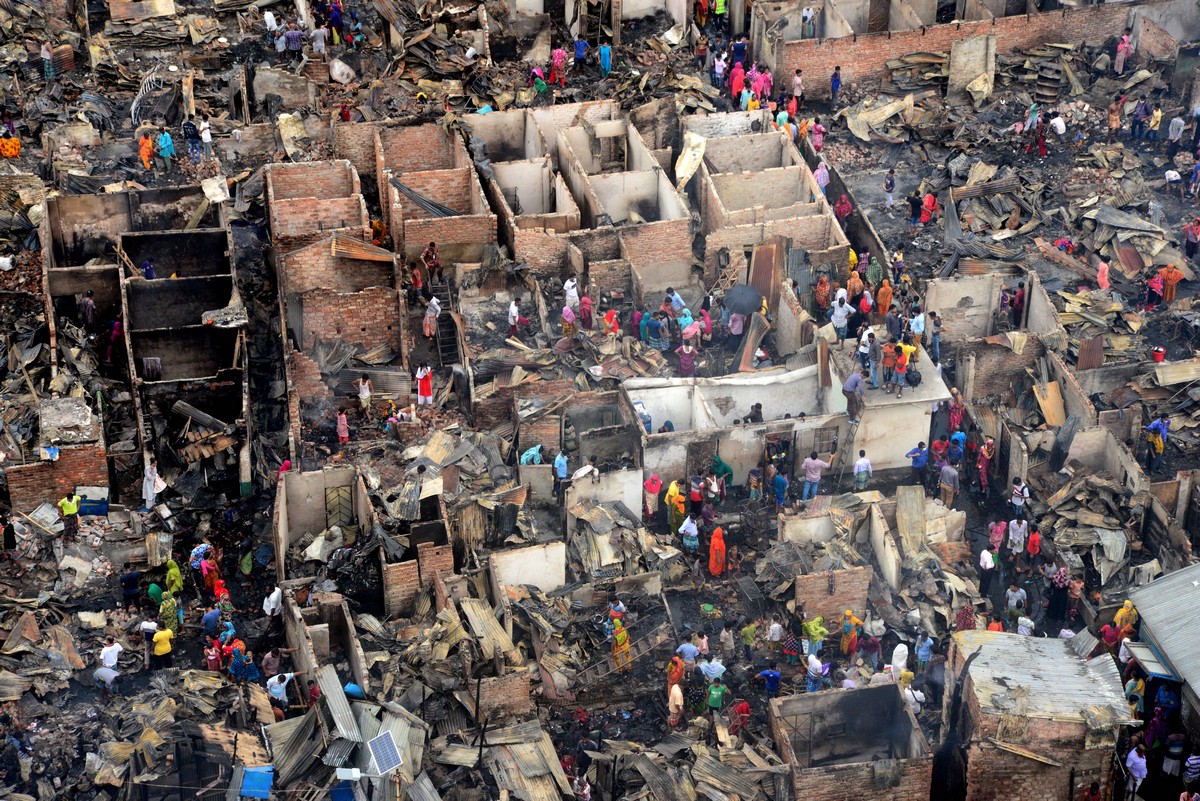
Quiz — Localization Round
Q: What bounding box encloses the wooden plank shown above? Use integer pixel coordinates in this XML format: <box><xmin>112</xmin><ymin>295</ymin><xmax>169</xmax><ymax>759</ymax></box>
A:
<box><xmin>988</xmin><ymin>738</ymin><xmax>1063</xmax><ymax>766</ymax></box>
<box><xmin>895</xmin><ymin>485</ymin><xmax>926</xmax><ymax>557</ymax></box>
<box><xmin>1032</xmin><ymin>381</ymin><xmax>1067</xmax><ymax>426</ymax></box>
<box><xmin>1153</xmin><ymin>358</ymin><xmax>1200</xmax><ymax>386</ymax></box>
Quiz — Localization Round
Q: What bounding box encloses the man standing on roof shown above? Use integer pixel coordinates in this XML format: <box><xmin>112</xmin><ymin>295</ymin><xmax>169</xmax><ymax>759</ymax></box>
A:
<box><xmin>1145</xmin><ymin>411</ymin><xmax>1170</xmax><ymax>473</ymax></box>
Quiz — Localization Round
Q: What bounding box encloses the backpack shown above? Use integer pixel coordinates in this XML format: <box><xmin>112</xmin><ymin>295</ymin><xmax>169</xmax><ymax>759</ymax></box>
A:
<box><xmin>906</xmin><ymin>369</ymin><xmax>922</xmax><ymax>387</ymax></box>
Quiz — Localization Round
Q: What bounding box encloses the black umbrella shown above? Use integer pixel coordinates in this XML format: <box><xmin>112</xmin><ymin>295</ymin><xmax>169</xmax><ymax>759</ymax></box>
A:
<box><xmin>725</xmin><ymin>284</ymin><xmax>763</xmax><ymax>315</ymax></box>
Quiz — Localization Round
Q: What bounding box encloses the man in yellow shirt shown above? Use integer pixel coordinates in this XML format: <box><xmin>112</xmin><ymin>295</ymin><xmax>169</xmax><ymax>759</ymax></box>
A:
<box><xmin>151</xmin><ymin>627</ymin><xmax>174</xmax><ymax>670</ymax></box>
<box><xmin>897</xmin><ymin>340</ymin><xmax>918</xmax><ymax>369</ymax></box>
<box><xmin>57</xmin><ymin>492</ymin><xmax>81</xmax><ymax>542</ymax></box>
<box><xmin>1147</xmin><ymin>103</ymin><xmax>1163</xmax><ymax>149</ymax></box>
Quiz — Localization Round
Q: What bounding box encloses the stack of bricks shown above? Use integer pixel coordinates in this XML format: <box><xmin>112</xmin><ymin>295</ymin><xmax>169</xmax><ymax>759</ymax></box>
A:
<box><xmin>6</xmin><ymin>443</ymin><xmax>108</xmax><ymax>511</ymax></box>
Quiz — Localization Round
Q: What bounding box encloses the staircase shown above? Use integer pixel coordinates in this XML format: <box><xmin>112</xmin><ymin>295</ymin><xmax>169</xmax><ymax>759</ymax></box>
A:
<box><xmin>574</xmin><ymin>623</ymin><xmax>671</xmax><ymax>688</ymax></box>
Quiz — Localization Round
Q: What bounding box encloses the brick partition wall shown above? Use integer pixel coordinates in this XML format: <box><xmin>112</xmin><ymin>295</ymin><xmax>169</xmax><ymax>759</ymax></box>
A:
<box><xmin>782</xmin><ymin>2</ymin><xmax>1142</xmax><ymax>96</ymax></box>
<box><xmin>588</xmin><ymin>259</ymin><xmax>632</xmax><ymax>301</ymax></box>
<box><xmin>477</xmin><ymin>671</ymin><xmax>533</xmax><ymax>717</ymax></box>
<box><xmin>270</xmin><ymin>196</ymin><xmax>371</xmax><ymax>250</ymax></box>
<box><xmin>960</xmin><ymin>334</ymin><xmax>1047</xmax><ymax>403</ymax></box>
<box><xmin>518</xmin><ymin>414</ymin><xmax>562</xmax><ymax>455</ymax></box>
<box><xmin>386</xmin><ymin>167</ymin><xmax>498</xmax><ymax>258</ymax></box>
<box><xmin>333</xmin><ymin>120</ymin><xmax>401</xmax><ymax>179</ymax></box>
<box><xmin>793</xmin><ymin>565</ymin><xmax>873</xmax><ymax>626</ymax></box>
<box><xmin>7</xmin><ymin>442</ymin><xmax>108</xmax><ymax>511</ymax></box>
<box><xmin>267</xmin><ymin>160</ymin><xmax>361</xmax><ymax>201</ymax></box>
<box><xmin>618</xmin><ymin>218</ymin><xmax>693</xmax><ymax>269</ymax></box>
<box><xmin>300</xmin><ymin>286</ymin><xmax>404</xmax><ymax>351</ymax></box>
<box><xmin>281</xmin><ymin>238</ymin><xmax>394</xmax><ymax>295</ymax></box>
<box><xmin>416</xmin><ymin>541</ymin><xmax>455</xmax><ymax>588</ymax></box>
<box><xmin>382</xmin><ymin>558</ymin><xmax>420</xmax><ymax>615</ymax></box>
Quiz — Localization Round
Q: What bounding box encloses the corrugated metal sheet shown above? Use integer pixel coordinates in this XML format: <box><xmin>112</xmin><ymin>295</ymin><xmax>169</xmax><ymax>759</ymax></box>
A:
<box><xmin>316</xmin><ymin>664</ymin><xmax>363</xmax><ymax>742</ymax></box>
<box><xmin>953</xmin><ymin>630</ymin><xmax>1131</xmax><ymax>724</ymax></box>
<box><xmin>1129</xmin><ymin>562</ymin><xmax>1200</xmax><ymax>694</ymax></box>
<box><xmin>460</xmin><ymin>598</ymin><xmax>518</xmax><ymax>661</ymax></box>
<box><xmin>407</xmin><ymin>772</ymin><xmax>443</xmax><ymax>801</ymax></box>
<box><xmin>321</xmin><ymin>737</ymin><xmax>358</xmax><ymax>766</ymax></box>
<box><xmin>335</xmin><ymin>369</ymin><xmax>412</xmax><ymax>397</ymax></box>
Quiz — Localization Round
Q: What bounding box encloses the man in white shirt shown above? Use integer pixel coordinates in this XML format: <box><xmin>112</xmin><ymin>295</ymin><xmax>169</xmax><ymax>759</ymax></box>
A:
<box><xmin>903</xmin><ymin>684</ymin><xmax>925</xmax><ymax>715</ymax></box>
<box><xmin>1010</xmin><ymin>477</ymin><xmax>1030</xmax><ymax>519</ymax></box>
<box><xmin>267</xmin><ymin>670</ymin><xmax>306</xmax><ymax>710</ymax></box>
<box><xmin>100</xmin><ymin>636</ymin><xmax>123</xmax><ymax>669</ymax></box>
<box><xmin>978</xmin><ymin>543</ymin><xmax>998</xmax><ymax>596</ymax></box>
<box><xmin>1166</xmin><ymin>168</ymin><xmax>1185</xmax><ymax>200</ymax></box>
<box><xmin>830</xmin><ymin>298</ymin><xmax>851</xmax><ymax>348</ymax></box>
<box><xmin>1126</xmin><ymin>744</ymin><xmax>1147</xmax><ymax>796</ymax></box>
<box><xmin>508</xmin><ymin>297</ymin><xmax>530</xmax><ymax>337</ymax></box>
<box><xmin>908</xmin><ymin>307</ymin><xmax>925</xmax><ymax>343</ymax></box>
<box><xmin>1049</xmin><ymin>114</ymin><xmax>1066</xmax><ymax>139</ymax></box>
<box><xmin>1007</xmin><ymin>517</ymin><xmax>1028</xmax><ymax>561</ymax></box>
<box><xmin>198</xmin><ymin>114</ymin><xmax>214</xmax><ymax>161</ymax></box>
<box><xmin>564</xmin><ymin>277</ymin><xmax>580</xmax><ymax>310</ymax></box>
<box><xmin>853</xmin><ymin>450</ymin><xmax>873</xmax><ymax>491</ymax></box>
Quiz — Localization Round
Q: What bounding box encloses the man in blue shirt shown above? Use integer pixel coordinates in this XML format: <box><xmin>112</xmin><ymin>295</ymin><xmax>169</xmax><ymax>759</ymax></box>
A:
<box><xmin>676</xmin><ymin>640</ymin><xmax>700</xmax><ymax>670</ymax></box>
<box><xmin>905</xmin><ymin>442</ymin><xmax>928</xmax><ymax>488</ymax></box>
<box><xmin>757</xmin><ymin>661</ymin><xmax>782</xmax><ymax>699</ymax></box>
<box><xmin>666</xmin><ymin>287</ymin><xmax>685</xmax><ymax>313</ymax></box>
<box><xmin>573</xmin><ymin>35</ymin><xmax>589</xmax><ymax>70</ymax></box>
<box><xmin>201</xmin><ymin>604</ymin><xmax>221</xmax><ymax>638</ymax></box>
<box><xmin>950</xmin><ymin>428</ymin><xmax>967</xmax><ymax>452</ymax></box>
<box><xmin>553</xmin><ymin>449</ymin><xmax>569</xmax><ymax>497</ymax></box>
<box><xmin>1145</xmin><ymin>412</ymin><xmax>1170</xmax><ymax>472</ymax></box>
<box><xmin>519</xmin><ymin>444</ymin><xmax>544</xmax><ymax>465</ymax></box>
<box><xmin>155</xmin><ymin>126</ymin><xmax>175</xmax><ymax>172</ymax></box>
<box><xmin>830</xmin><ymin>66</ymin><xmax>842</xmax><ymax>105</ymax></box>
<box><xmin>731</xmin><ymin>35</ymin><xmax>747</xmax><ymax>67</ymax></box>
<box><xmin>773</xmin><ymin>471</ymin><xmax>789</xmax><ymax>511</ymax></box>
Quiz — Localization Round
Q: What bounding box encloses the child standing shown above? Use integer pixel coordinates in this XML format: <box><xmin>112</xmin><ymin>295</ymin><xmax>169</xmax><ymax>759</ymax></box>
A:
<box><xmin>336</xmin><ymin>408</ymin><xmax>350</xmax><ymax>444</ymax></box>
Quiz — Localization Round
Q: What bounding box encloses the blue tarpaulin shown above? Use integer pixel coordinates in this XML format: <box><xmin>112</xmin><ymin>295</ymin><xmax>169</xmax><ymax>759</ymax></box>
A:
<box><xmin>239</xmin><ymin>766</ymin><xmax>273</xmax><ymax>799</ymax></box>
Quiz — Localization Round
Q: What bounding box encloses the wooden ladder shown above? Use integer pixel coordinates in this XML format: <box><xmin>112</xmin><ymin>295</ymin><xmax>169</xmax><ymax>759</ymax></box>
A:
<box><xmin>575</xmin><ymin>623</ymin><xmax>671</xmax><ymax>688</ymax></box>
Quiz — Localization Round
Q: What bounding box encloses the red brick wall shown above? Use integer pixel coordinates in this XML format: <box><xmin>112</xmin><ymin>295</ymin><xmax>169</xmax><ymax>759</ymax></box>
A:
<box><xmin>333</xmin><ymin>121</ymin><xmax>398</xmax><ymax>178</ymax></box>
<box><xmin>271</xmin><ymin>196</ymin><xmax>370</xmax><ymax>250</ymax></box>
<box><xmin>588</xmin><ymin>259</ymin><xmax>631</xmax><ymax>301</ymax></box>
<box><xmin>396</xmin><ymin>168</ymin><xmax>475</xmax><ymax>220</ymax></box>
<box><xmin>289</xmin><ymin>348</ymin><xmax>332</xmax><ymax>402</ymax></box>
<box><xmin>281</xmin><ymin>239</ymin><xmax>394</xmax><ymax>295</ymax></box>
<box><xmin>518</xmin><ymin>414</ymin><xmax>562</xmax><ymax>455</ymax></box>
<box><xmin>618</xmin><ymin>218</ymin><xmax>693</xmax><ymax>269</ymax></box>
<box><xmin>1135</xmin><ymin>16</ymin><xmax>1178</xmax><ymax>60</ymax></box>
<box><xmin>478</xmin><ymin>671</ymin><xmax>533</xmax><ymax>717</ymax></box>
<box><xmin>961</xmin><ymin>335</ymin><xmax>1047</xmax><ymax>403</ymax></box>
<box><xmin>417</xmin><ymin>541</ymin><xmax>455</xmax><ymax>588</ymax></box>
<box><xmin>377</xmin><ymin>125</ymin><xmax>460</xmax><ymax>175</ymax></box>
<box><xmin>6</xmin><ymin>442</ymin><xmax>108</xmax><ymax>512</ymax></box>
<box><xmin>268</xmin><ymin>161</ymin><xmax>360</xmax><ymax>201</ymax></box>
<box><xmin>783</xmin><ymin>2</ymin><xmax>1138</xmax><ymax>96</ymax></box>
<box><xmin>794</xmin><ymin>565</ymin><xmax>873</xmax><ymax>627</ymax></box>
<box><xmin>514</xmin><ymin>228</ymin><xmax>570</xmax><ymax>275</ymax></box>
<box><xmin>792</xmin><ymin>755</ymin><xmax>932</xmax><ymax>801</ymax></box>
<box><xmin>382</xmin><ymin>559</ymin><xmax>420</xmax><ymax>615</ymax></box>
<box><xmin>300</xmin><ymin>287</ymin><xmax>404</xmax><ymax>351</ymax></box>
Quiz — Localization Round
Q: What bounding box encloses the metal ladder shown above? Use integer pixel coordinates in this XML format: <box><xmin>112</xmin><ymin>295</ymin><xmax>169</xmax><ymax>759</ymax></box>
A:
<box><xmin>574</xmin><ymin>623</ymin><xmax>671</xmax><ymax>688</ymax></box>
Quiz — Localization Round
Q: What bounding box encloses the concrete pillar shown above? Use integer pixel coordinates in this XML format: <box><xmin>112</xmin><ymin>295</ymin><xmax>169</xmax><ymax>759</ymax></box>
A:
<box><xmin>732</xmin><ymin>0</ymin><xmax>746</xmax><ymax>38</ymax></box>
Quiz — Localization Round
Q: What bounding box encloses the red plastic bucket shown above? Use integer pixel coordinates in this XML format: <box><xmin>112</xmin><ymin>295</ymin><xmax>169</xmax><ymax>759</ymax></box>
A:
<box><xmin>1151</xmin><ymin>347</ymin><xmax>1166</xmax><ymax>363</ymax></box>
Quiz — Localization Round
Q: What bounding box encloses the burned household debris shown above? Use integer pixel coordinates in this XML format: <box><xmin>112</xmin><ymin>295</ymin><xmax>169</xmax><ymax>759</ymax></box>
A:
<box><xmin>2</xmin><ymin>0</ymin><xmax>1200</xmax><ymax>798</ymax></box>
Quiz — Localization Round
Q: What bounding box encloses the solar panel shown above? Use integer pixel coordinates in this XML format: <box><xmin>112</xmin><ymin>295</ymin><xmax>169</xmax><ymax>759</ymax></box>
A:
<box><xmin>368</xmin><ymin>731</ymin><xmax>403</xmax><ymax>775</ymax></box>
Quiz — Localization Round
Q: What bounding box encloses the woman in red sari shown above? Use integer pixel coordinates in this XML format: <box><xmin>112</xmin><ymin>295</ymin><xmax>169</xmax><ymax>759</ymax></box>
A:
<box><xmin>977</xmin><ymin>435</ymin><xmax>996</xmax><ymax>494</ymax></box>
<box><xmin>814</xmin><ymin>275</ymin><xmax>831</xmax><ymax>311</ymax></box>
<box><xmin>948</xmin><ymin>388</ymin><xmax>965</xmax><ymax>432</ymax></box>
